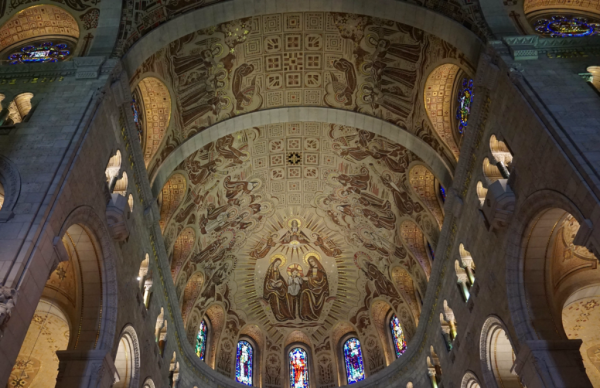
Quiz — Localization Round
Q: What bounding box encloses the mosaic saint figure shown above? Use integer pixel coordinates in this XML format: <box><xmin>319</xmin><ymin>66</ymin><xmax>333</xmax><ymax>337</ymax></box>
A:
<box><xmin>299</xmin><ymin>256</ymin><xmax>329</xmax><ymax>321</ymax></box>
<box><xmin>263</xmin><ymin>258</ymin><xmax>294</xmax><ymax>321</ymax></box>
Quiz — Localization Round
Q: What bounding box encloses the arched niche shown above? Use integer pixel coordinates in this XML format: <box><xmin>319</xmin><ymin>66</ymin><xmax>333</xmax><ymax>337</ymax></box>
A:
<box><xmin>237</xmin><ymin>325</ymin><xmax>265</xmax><ymax>387</ymax></box>
<box><xmin>399</xmin><ymin>220</ymin><xmax>432</xmax><ymax>281</ymax></box>
<box><xmin>331</xmin><ymin>322</ymin><xmax>359</xmax><ymax>386</ymax></box>
<box><xmin>480</xmin><ymin>316</ymin><xmax>523</xmax><ymax>388</ymax></box>
<box><xmin>181</xmin><ymin>272</ymin><xmax>204</xmax><ymax>325</ymax></box>
<box><xmin>7</xmin><ymin>299</ymin><xmax>70</xmax><ymax>387</ymax></box>
<box><xmin>423</xmin><ymin>63</ymin><xmax>473</xmax><ymax>160</ymax></box>
<box><xmin>142</xmin><ymin>378</ymin><xmax>156</xmax><ymax>388</ymax></box>
<box><xmin>131</xmin><ymin>77</ymin><xmax>172</xmax><ymax>167</ymax></box>
<box><xmin>113</xmin><ymin>325</ymin><xmax>141</xmax><ymax>388</ymax></box>
<box><xmin>204</xmin><ymin>303</ymin><xmax>226</xmax><ymax>369</ymax></box>
<box><xmin>408</xmin><ymin>163</ymin><xmax>445</xmax><ymax>229</ymax></box>
<box><xmin>390</xmin><ymin>266</ymin><xmax>422</xmax><ymax>322</ymax></box>
<box><xmin>170</xmin><ymin>227</ymin><xmax>195</xmax><ymax>282</ymax></box>
<box><xmin>369</xmin><ymin>300</ymin><xmax>397</xmax><ymax>365</ymax></box>
<box><xmin>339</xmin><ymin>334</ymin><xmax>367</xmax><ymax>385</ymax></box>
<box><xmin>0</xmin><ymin>5</ymin><xmax>80</xmax><ymax>64</ymax></box>
<box><xmin>158</xmin><ymin>172</ymin><xmax>187</xmax><ymax>232</ymax></box>
<box><xmin>235</xmin><ymin>336</ymin><xmax>260</xmax><ymax>387</ymax></box>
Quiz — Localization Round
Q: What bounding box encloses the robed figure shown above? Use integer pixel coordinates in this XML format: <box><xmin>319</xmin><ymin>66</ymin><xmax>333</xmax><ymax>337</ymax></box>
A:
<box><xmin>299</xmin><ymin>256</ymin><xmax>329</xmax><ymax>321</ymax></box>
<box><xmin>263</xmin><ymin>258</ymin><xmax>294</xmax><ymax>321</ymax></box>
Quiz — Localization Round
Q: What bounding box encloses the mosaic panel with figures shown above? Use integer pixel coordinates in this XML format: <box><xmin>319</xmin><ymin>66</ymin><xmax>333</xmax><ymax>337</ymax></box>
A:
<box><xmin>134</xmin><ymin>12</ymin><xmax>470</xmax><ymax>176</ymax></box>
<box><xmin>161</xmin><ymin>122</ymin><xmax>443</xmax><ymax>381</ymax></box>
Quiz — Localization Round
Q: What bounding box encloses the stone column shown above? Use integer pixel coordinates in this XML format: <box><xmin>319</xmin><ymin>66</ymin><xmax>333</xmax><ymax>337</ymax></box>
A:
<box><xmin>514</xmin><ymin>339</ymin><xmax>592</xmax><ymax>388</ymax></box>
<box><xmin>55</xmin><ymin>349</ymin><xmax>118</xmax><ymax>388</ymax></box>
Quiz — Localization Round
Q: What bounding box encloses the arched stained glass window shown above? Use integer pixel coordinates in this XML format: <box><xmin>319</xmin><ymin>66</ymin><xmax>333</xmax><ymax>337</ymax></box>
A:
<box><xmin>390</xmin><ymin>314</ymin><xmax>407</xmax><ymax>358</ymax></box>
<box><xmin>289</xmin><ymin>347</ymin><xmax>309</xmax><ymax>388</ymax></box>
<box><xmin>456</xmin><ymin>78</ymin><xmax>474</xmax><ymax>134</ymax></box>
<box><xmin>343</xmin><ymin>338</ymin><xmax>365</xmax><ymax>384</ymax></box>
<box><xmin>195</xmin><ymin>320</ymin><xmax>208</xmax><ymax>360</ymax></box>
<box><xmin>235</xmin><ymin>340</ymin><xmax>253</xmax><ymax>386</ymax></box>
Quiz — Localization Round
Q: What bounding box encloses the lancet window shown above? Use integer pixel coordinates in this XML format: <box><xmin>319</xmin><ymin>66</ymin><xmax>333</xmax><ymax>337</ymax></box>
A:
<box><xmin>196</xmin><ymin>320</ymin><xmax>208</xmax><ymax>361</ymax></box>
<box><xmin>389</xmin><ymin>314</ymin><xmax>407</xmax><ymax>358</ymax></box>
<box><xmin>236</xmin><ymin>340</ymin><xmax>254</xmax><ymax>386</ymax></box>
<box><xmin>289</xmin><ymin>347</ymin><xmax>310</xmax><ymax>388</ymax></box>
<box><xmin>343</xmin><ymin>337</ymin><xmax>365</xmax><ymax>384</ymax></box>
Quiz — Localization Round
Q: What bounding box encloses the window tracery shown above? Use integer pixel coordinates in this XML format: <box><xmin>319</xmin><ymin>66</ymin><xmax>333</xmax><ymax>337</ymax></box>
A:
<box><xmin>236</xmin><ymin>340</ymin><xmax>254</xmax><ymax>386</ymax></box>
<box><xmin>8</xmin><ymin>41</ymin><xmax>72</xmax><ymax>64</ymax></box>
<box><xmin>196</xmin><ymin>320</ymin><xmax>208</xmax><ymax>360</ymax></box>
<box><xmin>534</xmin><ymin>15</ymin><xmax>600</xmax><ymax>37</ymax></box>
<box><xmin>389</xmin><ymin>314</ymin><xmax>407</xmax><ymax>358</ymax></box>
<box><xmin>343</xmin><ymin>337</ymin><xmax>365</xmax><ymax>384</ymax></box>
<box><xmin>289</xmin><ymin>347</ymin><xmax>309</xmax><ymax>388</ymax></box>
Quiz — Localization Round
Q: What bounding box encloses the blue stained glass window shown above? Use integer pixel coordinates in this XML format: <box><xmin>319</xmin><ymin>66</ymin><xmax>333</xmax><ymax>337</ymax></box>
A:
<box><xmin>236</xmin><ymin>340</ymin><xmax>253</xmax><ymax>386</ymax></box>
<box><xmin>427</xmin><ymin>242</ymin><xmax>435</xmax><ymax>261</ymax></box>
<box><xmin>289</xmin><ymin>347</ymin><xmax>309</xmax><ymax>388</ymax></box>
<box><xmin>343</xmin><ymin>338</ymin><xmax>365</xmax><ymax>384</ymax></box>
<box><xmin>195</xmin><ymin>320</ymin><xmax>208</xmax><ymax>360</ymax></box>
<box><xmin>439</xmin><ymin>185</ymin><xmax>446</xmax><ymax>203</ymax></box>
<box><xmin>390</xmin><ymin>314</ymin><xmax>407</xmax><ymax>358</ymax></box>
<box><xmin>456</xmin><ymin>78</ymin><xmax>474</xmax><ymax>134</ymax></box>
<box><xmin>9</xmin><ymin>42</ymin><xmax>71</xmax><ymax>64</ymax></box>
<box><xmin>534</xmin><ymin>16</ymin><xmax>600</xmax><ymax>37</ymax></box>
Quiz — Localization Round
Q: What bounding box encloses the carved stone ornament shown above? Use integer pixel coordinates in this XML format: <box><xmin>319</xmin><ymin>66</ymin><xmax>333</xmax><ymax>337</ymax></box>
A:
<box><xmin>482</xmin><ymin>179</ymin><xmax>515</xmax><ymax>232</ymax></box>
<box><xmin>106</xmin><ymin>193</ymin><xmax>130</xmax><ymax>241</ymax></box>
<box><xmin>0</xmin><ymin>286</ymin><xmax>17</xmax><ymax>338</ymax></box>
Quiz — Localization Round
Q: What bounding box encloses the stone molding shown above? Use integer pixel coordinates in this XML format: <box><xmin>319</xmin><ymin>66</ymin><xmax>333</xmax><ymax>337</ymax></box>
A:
<box><xmin>498</xmin><ymin>35</ymin><xmax>600</xmax><ymax>60</ymax></box>
<box><xmin>0</xmin><ymin>58</ymin><xmax>119</xmax><ymax>79</ymax></box>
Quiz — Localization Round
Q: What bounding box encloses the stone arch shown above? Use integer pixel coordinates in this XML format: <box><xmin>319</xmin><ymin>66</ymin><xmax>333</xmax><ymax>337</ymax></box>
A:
<box><xmin>142</xmin><ymin>378</ymin><xmax>156</xmax><ymax>388</ymax></box>
<box><xmin>131</xmin><ymin>76</ymin><xmax>172</xmax><ymax>166</ymax></box>
<box><xmin>479</xmin><ymin>316</ymin><xmax>522</xmax><ymax>388</ymax></box>
<box><xmin>0</xmin><ymin>5</ymin><xmax>80</xmax><ymax>63</ymax></box>
<box><xmin>0</xmin><ymin>154</ymin><xmax>21</xmax><ymax>222</ymax></box>
<box><xmin>56</xmin><ymin>206</ymin><xmax>118</xmax><ymax>351</ymax></box>
<box><xmin>476</xmin><ymin>181</ymin><xmax>488</xmax><ymax>206</ymax></box>
<box><xmin>482</xmin><ymin>157</ymin><xmax>503</xmax><ymax>184</ymax></box>
<box><xmin>235</xmin><ymin>334</ymin><xmax>260</xmax><ymax>386</ymax></box>
<box><xmin>4</xmin><ymin>92</ymin><xmax>35</xmax><ymax>124</ymax></box>
<box><xmin>505</xmin><ymin>190</ymin><xmax>589</xmax><ymax>344</ymax></box>
<box><xmin>7</xmin><ymin>299</ymin><xmax>70</xmax><ymax>387</ymax></box>
<box><xmin>114</xmin><ymin>171</ymin><xmax>128</xmax><ymax>196</ymax></box>
<box><xmin>150</xmin><ymin>108</ymin><xmax>454</xmax><ymax>197</ymax></box>
<box><xmin>423</xmin><ymin>63</ymin><xmax>466</xmax><ymax>160</ymax></box>
<box><xmin>408</xmin><ymin>163</ymin><xmax>445</xmax><ymax>229</ymax></box>
<box><xmin>237</xmin><ymin>324</ymin><xmax>265</xmax><ymax>387</ymax></box>
<box><xmin>113</xmin><ymin>325</ymin><xmax>141</xmax><ymax>388</ymax></box>
<box><xmin>440</xmin><ymin>300</ymin><xmax>458</xmax><ymax>350</ymax></box>
<box><xmin>337</xmin><ymin>333</ymin><xmax>367</xmax><ymax>385</ymax></box>
<box><xmin>490</xmin><ymin>134</ymin><xmax>513</xmax><ymax>170</ymax></box>
<box><xmin>331</xmin><ymin>321</ymin><xmax>360</xmax><ymax>385</ymax></box>
<box><xmin>105</xmin><ymin>150</ymin><xmax>122</xmax><ymax>190</ymax></box>
<box><xmin>461</xmin><ymin>371</ymin><xmax>482</xmax><ymax>388</ymax></box>
<box><xmin>158</xmin><ymin>172</ymin><xmax>187</xmax><ymax>232</ymax></box>
<box><xmin>181</xmin><ymin>271</ymin><xmax>204</xmax><ymax>325</ymax></box>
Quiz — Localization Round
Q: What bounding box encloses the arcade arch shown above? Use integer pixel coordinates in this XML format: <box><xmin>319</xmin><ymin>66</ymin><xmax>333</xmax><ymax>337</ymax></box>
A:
<box><xmin>480</xmin><ymin>316</ymin><xmax>522</xmax><ymax>388</ymax></box>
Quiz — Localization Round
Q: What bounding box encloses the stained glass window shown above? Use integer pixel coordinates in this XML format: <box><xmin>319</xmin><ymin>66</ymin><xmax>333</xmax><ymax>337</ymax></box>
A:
<box><xmin>456</xmin><ymin>78</ymin><xmax>474</xmax><ymax>134</ymax></box>
<box><xmin>427</xmin><ymin>242</ymin><xmax>435</xmax><ymax>261</ymax></box>
<box><xmin>235</xmin><ymin>340</ymin><xmax>253</xmax><ymax>386</ymax></box>
<box><xmin>289</xmin><ymin>347</ymin><xmax>309</xmax><ymax>388</ymax></box>
<box><xmin>195</xmin><ymin>320</ymin><xmax>208</xmax><ymax>360</ymax></box>
<box><xmin>439</xmin><ymin>185</ymin><xmax>446</xmax><ymax>203</ymax></box>
<box><xmin>390</xmin><ymin>314</ymin><xmax>407</xmax><ymax>358</ymax></box>
<box><xmin>131</xmin><ymin>96</ymin><xmax>143</xmax><ymax>142</ymax></box>
<box><xmin>8</xmin><ymin>42</ymin><xmax>71</xmax><ymax>64</ymax></box>
<box><xmin>534</xmin><ymin>16</ymin><xmax>600</xmax><ymax>37</ymax></box>
<box><xmin>343</xmin><ymin>338</ymin><xmax>365</xmax><ymax>384</ymax></box>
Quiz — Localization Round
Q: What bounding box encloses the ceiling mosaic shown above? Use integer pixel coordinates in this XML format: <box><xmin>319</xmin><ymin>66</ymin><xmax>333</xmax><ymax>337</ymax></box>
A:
<box><xmin>563</xmin><ymin>296</ymin><xmax>600</xmax><ymax>387</ymax></box>
<box><xmin>116</xmin><ymin>1</ymin><xmax>489</xmax><ymax>58</ymax></box>
<box><xmin>160</xmin><ymin>122</ymin><xmax>443</xmax><ymax>384</ymax></box>
<box><xmin>0</xmin><ymin>2</ymin><xmax>100</xmax><ymax>58</ymax></box>
<box><xmin>7</xmin><ymin>300</ymin><xmax>70</xmax><ymax>388</ymax></box>
<box><xmin>132</xmin><ymin>11</ymin><xmax>472</xmax><ymax>178</ymax></box>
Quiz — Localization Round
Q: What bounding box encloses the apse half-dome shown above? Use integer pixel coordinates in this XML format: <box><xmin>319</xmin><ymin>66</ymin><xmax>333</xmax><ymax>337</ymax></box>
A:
<box><xmin>0</xmin><ymin>5</ymin><xmax>80</xmax><ymax>64</ymax></box>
